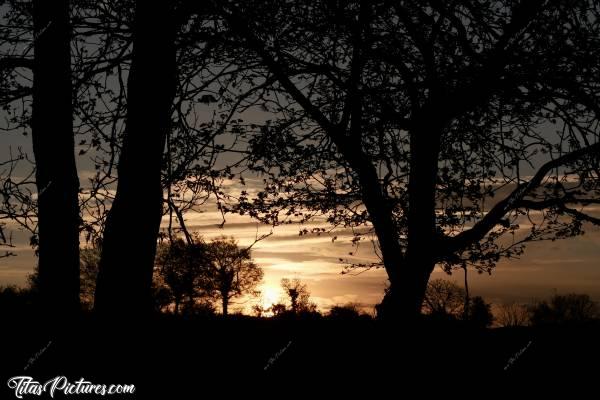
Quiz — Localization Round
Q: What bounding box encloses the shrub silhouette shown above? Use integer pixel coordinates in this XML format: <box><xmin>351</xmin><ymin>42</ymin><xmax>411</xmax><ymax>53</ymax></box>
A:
<box><xmin>530</xmin><ymin>293</ymin><xmax>599</xmax><ymax>325</ymax></box>
<box><xmin>466</xmin><ymin>296</ymin><xmax>494</xmax><ymax>328</ymax></box>
<box><xmin>496</xmin><ymin>303</ymin><xmax>530</xmax><ymax>327</ymax></box>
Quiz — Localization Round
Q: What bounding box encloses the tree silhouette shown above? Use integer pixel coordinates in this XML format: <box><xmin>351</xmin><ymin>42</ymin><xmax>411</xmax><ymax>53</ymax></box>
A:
<box><xmin>270</xmin><ymin>303</ymin><xmax>287</xmax><ymax>317</ymax></box>
<box><xmin>530</xmin><ymin>293</ymin><xmax>599</xmax><ymax>325</ymax></box>
<box><xmin>203</xmin><ymin>237</ymin><xmax>263</xmax><ymax>316</ymax></box>
<box><xmin>219</xmin><ymin>0</ymin><xmax>600</xmax><ymax>319</ymax></box>
<box><xmin>154</xmin><ymin>238</ymin><xmax>211</xmax><ymax>315</ymax></box>
<box><xmin>1</xmin><ymin>1</ymin><xmax>133</xmax><ymax>281</ymax></box>
<box><xmin>1</xmin><ymin>1</ymin><xmax>250</xmax><ymax>318</ymax></box>
<box><xmin>281</xmin><ymin>278</ymin><xmax>317</xmax><ymax>315</ymax></box>
<box><xmin>466</xmin><ymin>296</ymin><xmax>494</xmax><ymax>328</ymax></box>
<box><xmin>26</xmin><ymin>245</ymin><xmax>99</xmax><ymax>311</ymax></box>
<box><xmin>31</xmin><ymin>0</ymin><xmax>81</xmax><ymax>317</ymax></box>
<box><xmin>496</xmin><ymin>302</ymin><xmax>530</xmax><ymax>327</ymax></box>
<box><xmin>251</xmin><ymin>303</ymin><xmax>267</xmax><ymax>318</ymax></box>
<box><xmin>94</xmin><ymin>0</ymin><xmax>178</xmax><ymax>317</ymax></box>
<box><xmin>422</xmin><ymin>279</ymin><xmax>465</xmax><ymax>319</ymax></box>
<box><xmin>27</xmin><ymin>238</ymin><xmax>221</xmax><ymax>316</ymax></box>
<box><xmin>327</xmin><ymin>303</ymin><xmax>370</xmax><ymax>320</ymax></box>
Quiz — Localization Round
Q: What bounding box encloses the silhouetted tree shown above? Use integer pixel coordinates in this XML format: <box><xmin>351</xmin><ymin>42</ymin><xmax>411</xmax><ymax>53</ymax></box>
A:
<box><xmin>0</xmin><ymin>3</ymin><xmax>37</xmax><ymax>249</ymax></box>
<box><xmin>32</xmin><ymin>239</ymin><xmax>217</xmax><ymax>315</ymax></box>
<box><xmin>251</xmin><ymin>303</ymin><xmax>266</xmax><ymax>318</ymax></box>
<box><xmin>31</xmin><ymin>0</ymin><xmax>80</xmax><ymax>317</ymax></box>
<box><xmin>1</xmin><ymin>1</ymin><xmax>256</xmax><ymax>320</ymax></box>
<box><xmin>496</xmin><ymin>302</ymin><xmax>530</xmax><ymax>327</ymax></box>
<box><xmin>1</xmin><ymin>0</ymin><xmax>234</xmax><ymax>252</ymax></box>
<box><xmin>0</xmin><ymin>285</ymin><xmax>37</xmax><ymax>315</ymax></box>
<box><xmin>328</xmin><ymin>303</ymin><xmax>359</xmax><ymax>319</ymax></box>
<box><xmin>204</xmin><ymin>237</ymin><xmax>263</xmax><ymax>316</ymax></box>
<box><xmin>28</xmin><ymin>246</ymin><xmax>100</xmax><ymax>311</ymax></box>
<box><xmin>270</xmin><ymin>303</ymin><xmax>287</xmax><ymax>317</ymax></box>
<box><xmin>0</xmin><ymin>1</ymin><xmax>136</xmax><ymax>292</ymax></box>
<box><xmin>422</xmin><ymin>279</ymin><xmax>465</xmax><ymax>319</ymax></box>
<box><xmin>154</xmin><ymin>238</ymin><xmax>210</xmax><ymax>315</ymax></box>
<box><xmin>328</xmin><ymin>303</ymin><xmax>369</xmax><ymax>320</ymax></box>
<box><xmin>281</xmin><ymin>278</ymin><xmax>317</xmax><ymax>315</ymax></box>
<box><xmin>466</xmin><ymin>296</ymin><xmax>494</xmax><ymax>328</ymax></box>
<box><xmin>180</xmin><ymin>301</ymin><xmax>216</xmax><ymax>318</ymax></box>
<box><xmin>220</xmin><ymin>0</ymin><xmax>600</xmax><ymax>320</ymax></box>
<box><xmin>530</xmin><ymin>293</ymin><xmax>599</xmax><ymax>326</ymax></box>
<box><xmin>1</xmin><ymin>1</ymin><xmax>141</xmax><ymax>255</ymax></box>
<box><xmin>94</xmin><ymin>0</ymin><xmax>177</xmax><ymax>317</ymax></box>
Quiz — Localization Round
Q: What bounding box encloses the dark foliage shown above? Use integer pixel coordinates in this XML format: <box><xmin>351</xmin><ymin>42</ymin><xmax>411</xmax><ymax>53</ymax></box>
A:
<box><xmin>530</xmin><ymin>293</ymin><xmax>599</xmax><ymax>326</ymax></box>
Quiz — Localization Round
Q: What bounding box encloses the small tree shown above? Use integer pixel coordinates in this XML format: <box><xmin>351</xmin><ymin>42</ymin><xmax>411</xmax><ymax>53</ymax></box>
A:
<box><xmin>281</xmin><ymin>278</ymin><xmax>317</xmax><ymax>314</ymax></box>
<box><xmin>422</xmin><ymin>279</ymin><xmax>465</xmax><ymax>318</ymax></box>
<box><xmin>252</xmin><ymin>303</ymin><xmax>266</xmax><ymax>318</ymax></box>
<box><xmin>155</xmin><ymin>238</ymin><xmax>210</xmax><ymax>315</ymax></box>
<box><xmin>496</xmin><ymin>303</ymin><xmax>530</xmax><ymax>327</ymax></box>
<box><xmin>328</xmin><ymin>303</ymin><xmax>369</xmax><ymax>320</ymax></box>
<box><xmin>270</xmin><ymin>303</ymin><xmax>287</xmax><ymax>317</ymax></box>
<box><xmin>466</xmin><ymin>296</ymin><xmax>494</xmax><ymax>328</ymax></box>
<box><xmin>204</xmin><ymin>237</ymin><xmax>263</xmax><ymax>316</ymax></box>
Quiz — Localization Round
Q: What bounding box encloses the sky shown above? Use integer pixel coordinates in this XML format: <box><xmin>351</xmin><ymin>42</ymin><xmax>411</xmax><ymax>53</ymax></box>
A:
<box><xmin>167</xmin><ymin>206</ymin><xmax>600</xmax><ymax>313</ymax></box>
<box><xmin>2</xmin><ymin>109</ymin><xmax>599</xmax><ymax>314</ymax></box>
<box><xmin>2</xmin><ymin>193</ymin><xmax>600</xmax><ymax>314</ymax></box>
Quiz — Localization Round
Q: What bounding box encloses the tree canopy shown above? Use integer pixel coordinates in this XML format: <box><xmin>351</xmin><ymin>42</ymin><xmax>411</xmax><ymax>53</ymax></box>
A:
<box><xmin>203</xmin><ymin>236</ymin><xmax>263</xmax><ymax>316</ymax></box>
<box><xmin>215</xmin><ymin>0</ymin><xmax>600</xmax><ymax>317</ymax></box>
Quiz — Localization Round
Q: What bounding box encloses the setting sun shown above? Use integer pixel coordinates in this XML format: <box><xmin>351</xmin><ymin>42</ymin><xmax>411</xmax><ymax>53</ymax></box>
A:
<box><xmin>260</xmin><ymin>285</ymin><xmax>281</xmax><ymax>315</ymax></box>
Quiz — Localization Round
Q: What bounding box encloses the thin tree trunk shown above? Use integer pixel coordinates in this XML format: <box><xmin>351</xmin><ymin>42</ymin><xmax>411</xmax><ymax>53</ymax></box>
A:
<box><xmin>32</xmin><ymin>0</ymin><xmax>80</xmax><ymax>317</ymax></box>
<box><xmin>94</xmin><ymin>0</ymin><xmax>176</xmax><ymax>317</ymax></box>
<box><xmin>463</xmin><ymin>265</ymin><xmax>470</xmax><ymax>321</ymax></box>
<box><xmin>222</xmin><ymin>296</ymin><xmax>228</xmax><ymax>317</ymax></box>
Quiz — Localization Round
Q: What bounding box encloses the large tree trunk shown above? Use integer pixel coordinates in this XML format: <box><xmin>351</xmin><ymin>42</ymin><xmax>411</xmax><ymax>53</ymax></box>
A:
<box><xmin>378</xmin><ymin>263</ymin><xmax>433</xmax><ymax>321</ymax></box>
<box><xmin>94</xmin><ymin>0</ymin><xmax>176</xmax><ymax>317</ymax></box>
<box><xmin>401</xmin><ymin>122</ymin><xmax>442</xmax><ymax>317</ymax></box>
<box><xmin>400</xmin><ymin>121</ymin><xmax>443</xmax><ymax>317</ymax></box>
<box><xmin>32</xmin><ymin>0</ymin><xmax>80</xmax><ymax>317</ymax></box>
<box><xmin>377</xmin><ymin>121</ymin><xmax>442</xmax><ymax>320</ymax></box>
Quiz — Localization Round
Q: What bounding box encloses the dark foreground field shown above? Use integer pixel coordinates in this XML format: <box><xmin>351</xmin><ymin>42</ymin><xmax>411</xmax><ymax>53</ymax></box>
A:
<box><xmin>1</xmin><ymin>314</ymin><xmax>599</xmax><ymax>397</ymax></box>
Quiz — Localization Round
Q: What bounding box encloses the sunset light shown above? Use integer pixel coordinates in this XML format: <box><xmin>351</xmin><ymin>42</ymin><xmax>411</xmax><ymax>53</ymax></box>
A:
<box><xmin>257</xmin><ymin>284</ymin><xmax>281</xmax><ymax>317</ymax></box>
<box><xmin>1</xmin><ymin>0</ymin><xmax>600</xmax><ymax>390</ymax></box>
